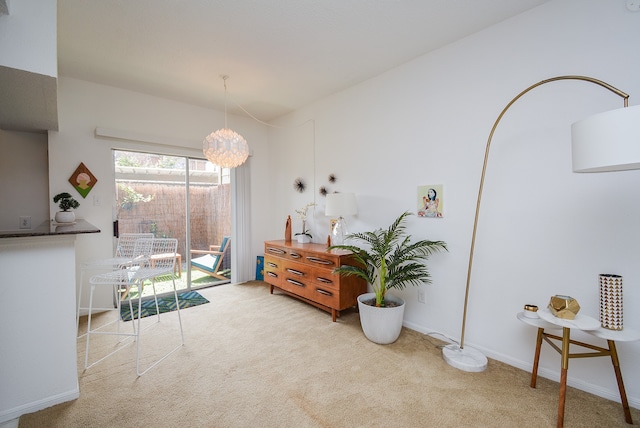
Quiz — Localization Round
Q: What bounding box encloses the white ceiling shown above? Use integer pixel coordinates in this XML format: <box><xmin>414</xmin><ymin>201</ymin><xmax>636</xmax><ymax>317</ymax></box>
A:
<box><xmin>7</xmin><ymin>0</ymin><xmax>553</xmax><ymax>131</ymax></box>
<box><xmin>57</xmin><ymin>0</ymin><xmax>553</xmax><ymax>121</ymax></box>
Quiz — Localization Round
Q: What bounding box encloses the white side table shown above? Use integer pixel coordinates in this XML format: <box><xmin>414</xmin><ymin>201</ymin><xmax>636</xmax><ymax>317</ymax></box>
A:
<box><xmin>518</xmin><ymin>308</ymin><xmax>639</xmax><ymax>427</ymax></box>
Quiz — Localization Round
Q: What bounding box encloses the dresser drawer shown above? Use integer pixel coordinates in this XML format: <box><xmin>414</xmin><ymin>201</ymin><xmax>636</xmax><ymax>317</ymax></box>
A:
<box><xmin>279</xmin><ymin>274</ymin><xmax>340</xmax><ymax>309</ymax></box>
<box><xmin>263</xmin><ymin>255</ymin><xmax>282</xmax><ymax>286</ymax></box>
<box><xmin>265</xmin><ymin>244</ymin><xmax>305</xmax><ymax>262</ymax></box>
<box><xmin>308</xmin><ymin>265</ymin><xmax>340</xmax><ymax>291</ymax></box>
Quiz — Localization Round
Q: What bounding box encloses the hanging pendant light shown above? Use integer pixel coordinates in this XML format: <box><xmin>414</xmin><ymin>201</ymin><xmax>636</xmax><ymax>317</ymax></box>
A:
<box><xmin>203</xmin><ymin>75</ymin><xmax>249</xmax><ymax>168</ymax></box>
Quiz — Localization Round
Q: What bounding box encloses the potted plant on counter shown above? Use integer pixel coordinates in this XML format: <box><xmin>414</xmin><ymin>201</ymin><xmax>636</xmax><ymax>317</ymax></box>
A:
<box><xmin>53</xmin><ymin>192</ymin><xmax>80</xmax><ymax>223</ymax></box>
<box><xmin>329</xmin><ymin>211</ymin><xmax>447</xmax><ymax>344</ymax></box>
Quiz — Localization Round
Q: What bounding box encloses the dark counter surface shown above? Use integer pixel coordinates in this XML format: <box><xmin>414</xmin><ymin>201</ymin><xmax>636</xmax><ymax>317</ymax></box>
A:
<box><xmin>0</xmin><ymin>219</ymin><xmax>100</xmax><ymax>238</ymax></box>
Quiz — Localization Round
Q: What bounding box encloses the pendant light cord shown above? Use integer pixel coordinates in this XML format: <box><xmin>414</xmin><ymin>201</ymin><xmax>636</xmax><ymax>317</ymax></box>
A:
<box><xmin>222</xmin><ymin>75</ymin><xmax>229</xmax><ymax>129</ymax></box>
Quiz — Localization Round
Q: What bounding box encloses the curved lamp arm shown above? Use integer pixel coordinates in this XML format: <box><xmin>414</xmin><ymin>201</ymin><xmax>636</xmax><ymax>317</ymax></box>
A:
<box><xmin>459</xmin><ymin>75</ymin><xmax>629</xmax><ymax>350</ymax></box>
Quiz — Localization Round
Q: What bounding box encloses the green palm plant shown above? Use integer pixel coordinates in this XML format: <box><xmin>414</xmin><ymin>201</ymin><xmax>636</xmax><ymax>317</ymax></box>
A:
<box><xmin>329</xmin><ymin>211</ymin><xmax>447</xmax><ymax>307</ymax></box>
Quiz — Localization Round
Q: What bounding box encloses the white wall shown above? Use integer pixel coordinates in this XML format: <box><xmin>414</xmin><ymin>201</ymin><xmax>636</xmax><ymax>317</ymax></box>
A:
<box><xmin>0</xmin><ymin>130</ymin><xmax>49</xmax><ymax>230</ymax></box>
<box><xmin>268</xmin><ymin>0</ymin><xmax>640</xmax><ymax>406</ymax></box>
<box><xmin>0</xmin><ymin>0</ymin><xmax>56</xmax><ymax>76</ymax></box>
<box><xmin>0</xmin><ymin>236</ymin><xmax>79</xmax><ymax>422</ymax></box>
<box><xmin>49</xmin><ymin>77</ymin><xmax>272</xmax><ymax>309</ymax></box>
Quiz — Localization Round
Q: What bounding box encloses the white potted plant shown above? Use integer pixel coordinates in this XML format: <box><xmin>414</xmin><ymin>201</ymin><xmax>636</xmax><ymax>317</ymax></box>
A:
<box><xmin>330</xmin><ymin>211</ymin><xmax>447</xmax><ymax>344</ymax></box>
<box><xmin>53</xmin><ymin>192</ymin><xmax>80</xmax><ymax>223</ymax></box>
<box><xmin>294</xmin><ymin>202</ymin><xmax>316</xmax><ymax>243</ymax></box>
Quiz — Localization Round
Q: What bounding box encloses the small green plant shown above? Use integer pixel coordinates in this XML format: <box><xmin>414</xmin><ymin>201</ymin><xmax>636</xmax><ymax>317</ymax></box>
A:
<box><xmin>53</xmin><ymin>192</ymin><xmax>80</xmax><ymax>211</ymax></box>
<box><xmin>330</xmin><ymin>211</ymin><xmax>447</xmax><ymax>307</ymax></box>
<box><xmin>118</xmin><ymin>184</ymin><xmax>154</xmax><ymax>210</ymax></box>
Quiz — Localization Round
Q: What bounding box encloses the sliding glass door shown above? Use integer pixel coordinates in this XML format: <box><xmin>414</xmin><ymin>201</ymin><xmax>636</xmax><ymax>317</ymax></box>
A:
<box><xmin>113</xmin><ymin>150</ymin><xmax>231</xmax><ymax>297</ymax></box>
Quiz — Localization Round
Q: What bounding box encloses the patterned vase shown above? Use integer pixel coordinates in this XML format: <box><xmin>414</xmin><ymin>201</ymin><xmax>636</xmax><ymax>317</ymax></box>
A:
<box><xmin>599</xmin><ymin>274</ymin><xmax>623</xmax><ymax>330</ymax></box>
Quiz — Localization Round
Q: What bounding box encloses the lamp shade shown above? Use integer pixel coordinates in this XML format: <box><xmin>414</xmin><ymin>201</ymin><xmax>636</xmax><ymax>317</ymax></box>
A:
<box><xmin>571</xmin><ymin>105</ymin><xmax>640</xmax><ymax>172</ymax></box>
<box><xmin>203</xmin><ymin>128</ymin><xmax>249</xmax><ymax>168</ymax></box>
<box><xmin>325</xmin><ymin>193</ymin><xmax>357</xmax><ymax>217</ymax></box>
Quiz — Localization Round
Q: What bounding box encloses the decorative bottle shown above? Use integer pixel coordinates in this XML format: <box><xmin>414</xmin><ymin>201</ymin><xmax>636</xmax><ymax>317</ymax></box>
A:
<box><xmin>285</xmin><ymin>215</ymin><xmax>292</xmax><ymax>242</ymax></box>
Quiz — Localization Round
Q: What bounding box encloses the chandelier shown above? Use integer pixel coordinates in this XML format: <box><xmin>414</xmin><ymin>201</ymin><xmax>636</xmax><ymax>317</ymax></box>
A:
<box><xmin>203</xmin><ymin>75</ymin><xmax>249</xmax><ymax>168</ymax></box>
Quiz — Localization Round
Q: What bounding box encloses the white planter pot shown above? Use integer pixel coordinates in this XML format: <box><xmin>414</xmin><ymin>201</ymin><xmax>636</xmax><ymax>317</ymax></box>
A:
<box><xmin>55</xmin><ymin>211</ymin><xmax>76</xmax><ymax>223</ymax></box>
<box><xmin>297</xmin><ymin>235</ymin><xmax>311</xmax><ymax>243</ymax></box>
<box><xmin>357</xmin><ymin>292</ymin><xmax>405</xmax><ymax>344</ymax></box>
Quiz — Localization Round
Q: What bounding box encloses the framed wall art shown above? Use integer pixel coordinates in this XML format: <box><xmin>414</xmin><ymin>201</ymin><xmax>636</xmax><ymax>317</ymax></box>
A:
<box><xmin>69</xmin><ymin>162</ymin><xmax>98</xmax><ymax>198</ymax></box>
<box><xmin>417</xmin><ymin>184</ymin><xmax>443</xmax><ymax>218</ymax></box>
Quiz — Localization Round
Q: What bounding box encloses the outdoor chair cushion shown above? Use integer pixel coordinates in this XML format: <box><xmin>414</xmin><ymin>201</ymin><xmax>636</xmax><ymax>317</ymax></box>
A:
<box><xmin>191</xmin><ymin>254</ymin><xmax>219</xmax><ymax>273</ymax></box>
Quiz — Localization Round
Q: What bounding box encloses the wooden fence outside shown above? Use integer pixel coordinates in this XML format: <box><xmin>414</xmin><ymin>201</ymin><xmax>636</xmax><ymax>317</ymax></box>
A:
<box><xmin>116</xmin><ymin>182</ymin><xmax>231</xmax><ymax>259</ymax></box>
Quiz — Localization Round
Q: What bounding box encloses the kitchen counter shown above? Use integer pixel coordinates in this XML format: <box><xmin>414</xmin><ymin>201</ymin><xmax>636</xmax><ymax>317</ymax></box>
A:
<box><xmin>0</xmin><ymin>218</ymin><xmax>99</xmax><ymax>423</ymax></box>
<box><xmin>0</xmin><ymin>219</ymin><xmax>100</xmax><ymax>238</ymax></box>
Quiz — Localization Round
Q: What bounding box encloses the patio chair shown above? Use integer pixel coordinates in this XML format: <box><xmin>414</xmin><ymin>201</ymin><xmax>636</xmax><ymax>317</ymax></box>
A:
<box><xmin>190</xmin><ymin>236</ymin><xmax>230</xmax><ymax>280</ymax></box>
<box><xmin>84</xmin><ymin>238</ymin><xmax>185</xmax><ymax>376</ymax></box>
<box><xmin>77</xmin><ymin>232</ymin><xmax>154</xmax><ymax>337</ymax></box>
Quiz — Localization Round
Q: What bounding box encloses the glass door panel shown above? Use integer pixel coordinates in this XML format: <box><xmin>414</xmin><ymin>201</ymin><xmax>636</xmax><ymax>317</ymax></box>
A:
<box><xmin>113</xmin><ymin>150</ymin><xmax>231</xmax><ymax>299</ymax></box>
<box><xmin>188</xmin><ymin>159</ymin><xmax>231</xmax><ymax>289</ymax></box>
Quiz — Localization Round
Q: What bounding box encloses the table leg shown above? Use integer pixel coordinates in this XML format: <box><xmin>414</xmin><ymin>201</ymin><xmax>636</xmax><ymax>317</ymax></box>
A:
<box><xmin>557</xmin><ymin>327</ymin><xmax>570</xmax><ymax>428</ymax></box>
<box><xmin>608</xmin><ymin>340</ymin><xmax>633</xmax><ymax>424</ymax></box>
<box><xmin>531</xmin><ymin>327</ymin><xmax>544</xmax><ymax>388</ymax></box>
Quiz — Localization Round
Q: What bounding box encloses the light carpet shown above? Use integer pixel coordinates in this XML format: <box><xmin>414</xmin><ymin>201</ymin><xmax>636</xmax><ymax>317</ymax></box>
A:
<box><xmin>19</xmin><ymin>281</ymin><xmax>639</xmax><ymax>427</ymax></box>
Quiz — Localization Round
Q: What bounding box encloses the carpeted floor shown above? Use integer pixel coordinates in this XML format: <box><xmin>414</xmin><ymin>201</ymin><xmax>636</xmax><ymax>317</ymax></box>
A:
<box><xmin>120</xmin><ymin>290</ymin><xmax>209</xmax><ymax>321</ymax></box>
<box><xmin>19</xmin><ymin>281</ymin><xmax>640</xmax><ymax>427</ymax></box>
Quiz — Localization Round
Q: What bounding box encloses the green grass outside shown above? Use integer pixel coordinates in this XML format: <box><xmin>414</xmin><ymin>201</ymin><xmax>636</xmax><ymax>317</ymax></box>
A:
<box><xmin>126</xmin><ymin>264</ymin><xmax>230</xmax><ymax>299</ymax></box>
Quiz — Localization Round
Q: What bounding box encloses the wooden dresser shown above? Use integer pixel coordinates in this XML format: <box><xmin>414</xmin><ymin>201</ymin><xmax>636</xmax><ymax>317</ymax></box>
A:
<box><xmin>264</xmin><ymin>240</ymin><xmax>367</xmax><ymax>321</ymax></box>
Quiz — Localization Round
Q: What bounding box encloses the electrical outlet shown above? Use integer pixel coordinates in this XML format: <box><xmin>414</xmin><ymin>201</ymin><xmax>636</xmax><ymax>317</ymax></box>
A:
<box><xmin>19</xmin><ymin>216</ymin><xmax>31</xmax><ymax>229</ymax></box>
<box><xmin>418</xmin><ymin>289</ymin><xmax>426</xmax><ymax>304</ymax></box>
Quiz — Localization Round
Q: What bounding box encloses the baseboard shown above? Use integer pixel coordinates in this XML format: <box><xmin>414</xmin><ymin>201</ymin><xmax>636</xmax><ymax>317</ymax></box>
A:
<box><xmin>0</xmin><ymin>418</ymin><xmax>18</xmax><ymax>428</ymax></box>
<box><xmin>0</xmin><ymin>388</ymin><xmax>79</xmax><ymax>424</ymax></box>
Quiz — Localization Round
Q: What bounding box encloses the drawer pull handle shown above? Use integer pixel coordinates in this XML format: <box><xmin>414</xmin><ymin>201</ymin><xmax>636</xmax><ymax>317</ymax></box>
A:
<box><xmin>267</xmin><ymin>272</ymin><xmax>278</xmax><ymax>278</ymax></box>
<box><xmin>267</xmin><ymin>262</ymin><xmax>278</xmax><ymax>268</ymax></box>
<box><xmin>287</xmin><ymin>279</ymin><xmax>305</xmax><ymax>287</ymax></box>
<box><xmin>290</xmin><ymin>252</ymin><xmax>302</xmax><ymax>259</ymax></box>
<box><xmin>306</xmin><ymin>257</ymin><xmax>334</xmax><ymax>266</ymax></box>
<box><xmin>316</xmin><ymin>288</ymin><xmax>333</xmax><ymax>297</ymax></box>
<box><xmin>316</xmin><ymin>277</ymin><xmax>333</xmax><ymax>284</ymax></box>
<box><xmin>267</xmin><ymin>248</ymin><xmax>286</xmax><ymax>255</ymax></box>
<box><xmin>287</xmin><ymin>268</ymin><xmax>305</xmax><ymax>276</ymax></box>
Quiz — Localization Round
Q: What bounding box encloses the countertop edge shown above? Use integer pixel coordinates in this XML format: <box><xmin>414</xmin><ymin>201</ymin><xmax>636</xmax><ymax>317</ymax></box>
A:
<box><xmin>0</xmin><ymin>219</ymin><xmax>100</xmax><ymax>238</ymax></box>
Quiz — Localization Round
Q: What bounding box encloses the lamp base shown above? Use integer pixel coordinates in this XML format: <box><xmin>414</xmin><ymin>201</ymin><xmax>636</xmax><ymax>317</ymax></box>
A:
<box><xmin>331</xmin><ymin>217</ymin><xmax>348</xmax><ymax>245</ymax></box>
<box><xmin>442</xmin><ymin>344</ymin><xmax>488</xmax><ymax>372</ymax></box>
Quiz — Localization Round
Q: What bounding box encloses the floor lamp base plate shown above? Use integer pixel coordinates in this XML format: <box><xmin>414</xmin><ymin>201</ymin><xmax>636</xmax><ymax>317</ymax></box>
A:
<box><xmin>442</xmin><ymin>344</ymin><xmax>488</xmax><ymax>372</ymax></box>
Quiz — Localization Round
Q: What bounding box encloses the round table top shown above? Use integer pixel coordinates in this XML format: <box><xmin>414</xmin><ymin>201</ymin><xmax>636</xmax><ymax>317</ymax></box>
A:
<box><xmin>586</xmin><ymin>326</ymin><xmax>640</xmax><ymax>342</ymax></box>
<box><xmin>538</xmin><ymin>307</ymin><xmax>601</xmax><ymax>330</ymax></box>
<box><xmin>517</xmin><ymin>308</ymin><xmax>640</xmax><ymax>342</ymax></box>
<box><xmin>516</xmin><ymin>312</ymin><xmax>561</xmax><ymax>329</ymax></box>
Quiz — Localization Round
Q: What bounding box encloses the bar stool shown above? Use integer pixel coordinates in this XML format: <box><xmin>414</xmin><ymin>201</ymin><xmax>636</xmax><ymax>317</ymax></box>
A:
<box><xmin>84</xmin><ymin>238</ymin><xmax>184</xmax><ymax>376</ymax></box>
<box><xmin>77</xmin><ymin>233</ymin><xmax>154</xmax><ymax>338</ymax></box>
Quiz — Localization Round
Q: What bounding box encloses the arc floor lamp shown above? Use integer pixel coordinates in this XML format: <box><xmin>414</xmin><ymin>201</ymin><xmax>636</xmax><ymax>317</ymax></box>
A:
<box><xmin>443</xmin><ymin>75</ymin><xmax>640</xmax><ymax>372</ymax></box>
